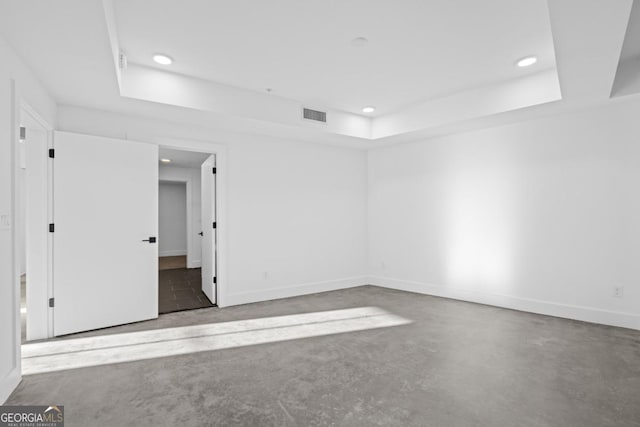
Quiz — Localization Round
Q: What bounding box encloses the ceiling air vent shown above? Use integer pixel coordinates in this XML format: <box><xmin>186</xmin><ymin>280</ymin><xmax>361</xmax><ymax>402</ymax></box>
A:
<box><xmin>302</xmin><ymin>108</ymin><xmax>327</xmax><ymax>123</ymax></box>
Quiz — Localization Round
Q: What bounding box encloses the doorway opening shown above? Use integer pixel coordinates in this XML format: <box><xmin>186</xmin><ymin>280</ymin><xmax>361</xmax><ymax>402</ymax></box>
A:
<box><xmin>16</xmin><ymin>105</ymin><xmax>52</xmax><ymax>342</ymax></box>
<box><xmin>158</xmin><ymin>147</ymin><xmax>217</xmax><ymax>314</ymax></box>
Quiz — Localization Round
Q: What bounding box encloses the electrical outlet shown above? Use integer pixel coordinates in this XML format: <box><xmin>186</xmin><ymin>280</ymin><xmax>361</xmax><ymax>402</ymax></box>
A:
<box><xmin>613</xmin><ymin>286</ymin><xmax>624</xmax><ymax>298</ymax></box>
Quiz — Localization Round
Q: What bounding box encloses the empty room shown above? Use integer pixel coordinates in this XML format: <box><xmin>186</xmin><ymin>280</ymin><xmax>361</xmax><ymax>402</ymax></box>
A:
<box><xmin>1</xmin><ymin>0</ymin><xmax>639</xmax><ymax>426</ymax></box>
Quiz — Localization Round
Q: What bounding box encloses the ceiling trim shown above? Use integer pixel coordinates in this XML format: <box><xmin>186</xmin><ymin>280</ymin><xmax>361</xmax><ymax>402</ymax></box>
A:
<box><xmin>120</xmin><ymin>63</ymin><xmax>372</xmax><ymax>139</ymax></box>
<box><xmin>95</xmin><ymin>0</ymin><xmax>635</xmax><ymax>145</ymax></box>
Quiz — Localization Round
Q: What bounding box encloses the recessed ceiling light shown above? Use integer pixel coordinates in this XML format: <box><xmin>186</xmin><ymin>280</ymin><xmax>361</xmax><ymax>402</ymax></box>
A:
<box><xmin>517</xmin><ymin>56</ymin><xmax>537</xmax><ymax>67</ymax></box>
<box><xmin>153</xmin><ymin>54</ymin><xmax>173</xmax><ymax>65</ymax></box>
<box><xmin>351</xmin><ymin>37</ymin><xmax>369</xmax><ymax>47</ymax></box>
<box><xmin>362</xmin><ymin>106</ymin><xmax>376</xmax><ymax>113</ymax></box>
<box><xmin>160</xmin><ymin>158</ymin><xmax>171</xmax><ymax>163</ymax></box>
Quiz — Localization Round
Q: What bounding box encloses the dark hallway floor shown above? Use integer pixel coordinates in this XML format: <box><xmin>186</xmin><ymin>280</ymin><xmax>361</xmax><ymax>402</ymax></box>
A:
<box><xmin>159</xmin><ymin>267</ymin><xmax>214</xmax><ymax>314</ymax></box>
<box><xmin>10</xmin><ymin>286</ymin><xmax>640</xmax><ymax>426</ymax></box>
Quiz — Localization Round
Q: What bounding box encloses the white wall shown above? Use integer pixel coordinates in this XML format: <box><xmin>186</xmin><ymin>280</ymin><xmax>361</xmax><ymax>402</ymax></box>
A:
<box><xmin>159</xmin><ymin>165</ymin><xmax>202</xmax><ymax>267</ymax></box>
<box><xmin>0</xmin><ymin>35</ymin><xmax>56</xmax><ymax>403</ymax></box>
<box><xmin>57</xmin><ymin>106</ymin><xmax>369</xmax><ymax>306</ymax></box>
<box><xmin>368</xmin><ymin>98</ymin><xmax>640</xmax><ymax>330</ymax></box>
<box><xmin>158</xmin><ymin>182</ymin><xmax>187</xmax><ymax>257</ymax></box>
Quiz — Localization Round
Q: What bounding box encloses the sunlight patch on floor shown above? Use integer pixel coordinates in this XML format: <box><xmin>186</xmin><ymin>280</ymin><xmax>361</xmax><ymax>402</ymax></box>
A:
<box><xmin>22</xmin><ymin>306</ymin><xmax>412</xmax><ymax>375</ymax></box>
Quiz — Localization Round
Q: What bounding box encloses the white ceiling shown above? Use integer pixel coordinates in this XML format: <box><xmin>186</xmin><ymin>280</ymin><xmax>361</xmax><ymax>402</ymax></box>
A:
<box><xmin>0</xmin><ymin>0</ymin><xmax>634</xmax><ymax>146</ymax></box>
<box><xmin>600</xmin><ymin>0</ymin><xmax>640</xmax><ymax>99</ymax></box>
<box><xmin>114</xmin><ymin>0</ymin><xmax>556</xmax><ymax>116</ymax></box>
<box><xmin>0</xmin><ymin>0</ymin><xmax>120</xmax><ymax>109</ymax></box>
<box><xmin>158</xmin><ymin>147</ymin><xmax>211</xmax><ymax>169</ymax></box>
<box><xmin>618</xmin><ymin>0</ymin><xmax>640</xmax><ymax>62</ymax></box>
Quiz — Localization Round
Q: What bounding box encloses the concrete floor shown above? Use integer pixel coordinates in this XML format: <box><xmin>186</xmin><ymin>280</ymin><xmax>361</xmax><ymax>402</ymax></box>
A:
<box><xmin>7</xmin><ymin>286</ymin><xmax>640</xmax><ymax>426</ymax></box>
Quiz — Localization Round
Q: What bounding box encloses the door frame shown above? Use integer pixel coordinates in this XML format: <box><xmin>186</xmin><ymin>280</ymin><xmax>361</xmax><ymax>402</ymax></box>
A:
<box><xmin>153</xmin><ymin>138</ymin><xmax>226</xmax><ymax>306</ymax></box>
<box><xmin>14</xmin><ymin>100</ymin><xmax>55</xmax><ymax>342</ymax></box>
<box><xmin>7</xmin><ymin>89</ymin><xmax>55</xmax><ymax>396</ymax></box>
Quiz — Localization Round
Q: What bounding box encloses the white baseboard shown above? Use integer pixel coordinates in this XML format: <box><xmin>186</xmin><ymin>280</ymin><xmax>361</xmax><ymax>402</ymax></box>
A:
<box><xmin>159</xmin><ymin>250</ymin><xmax>187</xmax><ymax>257</ymax></box>
<box><xmin>223</xmin><ymin>276</ymin><xmax>368</xmax><ymax>307</ymax></box>
<box><xmin>368</xmin><ymin>276</ymin><xmax>640</xmax><ymax>330</ymax></box>
<box><xmin>187</xmin><ymin>259</ymin><xmax>201</xmax><ymax>269</ymax></box>
<box><xmin>0</xmin><ymin>367</ymin><xmax>21</xmax><ymax>404</ymax></box>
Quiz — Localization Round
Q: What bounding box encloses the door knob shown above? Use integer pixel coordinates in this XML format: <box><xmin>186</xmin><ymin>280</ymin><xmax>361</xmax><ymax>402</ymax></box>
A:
<box><xmin>142</xmin><ymin>237</ymin><xmax>157</xmax><ymax>243</ymax></box>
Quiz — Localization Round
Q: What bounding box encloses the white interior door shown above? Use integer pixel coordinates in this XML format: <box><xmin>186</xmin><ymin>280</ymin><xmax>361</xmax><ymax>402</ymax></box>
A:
<box><xmin>53</xmin><ymin>132</ymin><xmax>158</xmax><ymax>336</ymax></box>
<box><xmin>200</xmin><ymin>155</ymin><xmax>216</xmax><ymax>304</ymax></box>
<box><xmin>24</xmin><ymin>127</ymin><xmax>49</xmax><ymax>341</ymax></box>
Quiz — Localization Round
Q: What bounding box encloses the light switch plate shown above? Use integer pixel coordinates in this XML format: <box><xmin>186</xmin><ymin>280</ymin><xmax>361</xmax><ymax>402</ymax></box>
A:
<box><xmin>0</xmin><ymin>212</ymin><xmax>11</xmax><ymax>230</ymax></box>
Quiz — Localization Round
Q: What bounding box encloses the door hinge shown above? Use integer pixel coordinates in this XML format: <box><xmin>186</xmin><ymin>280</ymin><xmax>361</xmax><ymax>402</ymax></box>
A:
<box><xmin>20</xmin><ymin>126</ymin><xmax>26</xmax><ymax>140</ymax></box>
<box><xmin>212</xmin><ymin>222</ymin><xmax>216</xmax><ymax>229</ymax></box>
<box><xmin>49</xmin><ymin>223</ymin><xmax>54</xmax><ymax>233</ymax></box>
<box><xmin>213</xmin><ymin>277</ymin><xmax>217</xmax><ymax>284</ymax></box>
<box><xmin>212</xmin><ymin>167</ymin><xmax>216</xmax><ymax>174</ymax></box>
<box><xmin>118</xmin><ymin>51</ymin><xmax>128</xmax><ymax>70</ymax></box>
<box><xmin>48</xmin><ymin>148</ymin><xmax>55</xmax><ymax>158</ymax></box>
<box><xmin>49</xmin><ymin>298</ymin><xmax>55</xmax><ymax>308</ymax></box>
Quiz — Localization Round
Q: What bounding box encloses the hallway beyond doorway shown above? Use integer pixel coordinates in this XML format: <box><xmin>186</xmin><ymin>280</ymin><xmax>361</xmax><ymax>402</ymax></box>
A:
<box><xmin>159</xmin><ymin>255</ymin><xmax>187</xmax><ymax>271</ymax></box>
<box><xmin>159</xmin><ymin>257</ymin><xmax>214</xmax><ymax>314</ymax></box>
